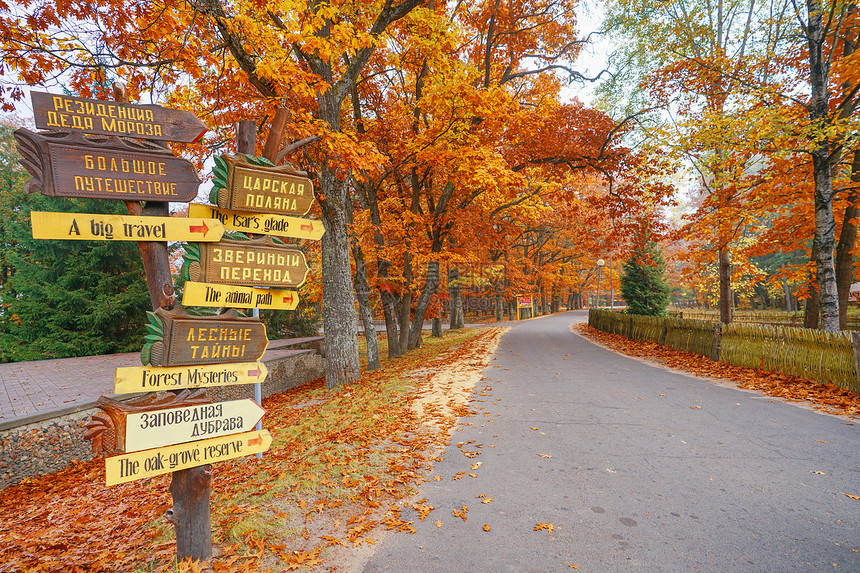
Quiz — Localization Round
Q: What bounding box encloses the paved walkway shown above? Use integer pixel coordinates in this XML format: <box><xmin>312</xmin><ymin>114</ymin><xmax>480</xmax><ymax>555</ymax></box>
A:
<box><xmin>366</xmin><ymin>310</ymin><xmax>860</xmax><ymax>572</ymax></box>
<box><xmin>0</xmin><ymin>352</ymin><xmax>142</xmax><ymax>429</ymax></box>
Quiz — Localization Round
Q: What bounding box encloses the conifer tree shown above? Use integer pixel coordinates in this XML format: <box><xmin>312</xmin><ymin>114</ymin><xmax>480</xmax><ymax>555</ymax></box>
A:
<box><xmin>620</xmin><ymin>240</ymin><xmax>670</xmax><ymax>316</ymax></box>
<box><xmin>0</xmin><ymin>123</ymin><xmax>151</xmax><ymax>362</ymax></box>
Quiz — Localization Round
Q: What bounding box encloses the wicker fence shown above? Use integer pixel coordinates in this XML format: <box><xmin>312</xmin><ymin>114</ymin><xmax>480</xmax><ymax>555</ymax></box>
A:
<box><xmin>672</xmin><ymin>309</ymin><xmax>860</xmax><ymax>331</ymax></box>
<box><xmin>588</xmin><ymin>309</ymin><xmax>859</xmax><ymax>394</ymax></box>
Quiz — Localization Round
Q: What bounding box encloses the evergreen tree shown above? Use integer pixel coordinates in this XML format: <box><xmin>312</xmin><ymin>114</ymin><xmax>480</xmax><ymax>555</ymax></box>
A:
<box><xmin>0</xmin><ymin>123</ymin><xmax>151</xmax><ymax>362</ymax></box>
<box><xmin>620</xmin><ymin>240</ymin><xmax>670</xmax><ymax>316</ymax></box>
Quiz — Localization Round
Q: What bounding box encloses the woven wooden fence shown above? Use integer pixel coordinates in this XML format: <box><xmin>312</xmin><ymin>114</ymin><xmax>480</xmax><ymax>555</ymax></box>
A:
<box><xmin>720</xmin><ymin>323</ymin><xmax>857</xmax><ymax>392</ymax></box>
<box><xmin>673</xmin><ymin>309</ymin><xmax>860</xmax><ymax>331</ymax></box>
<box><xmin>662</xmin><ymin>317</ymin><xmax>716</xmax><ymax>358</ymax></box>
<box><xmin>587</xmin><ymin>310</ymin><xmax>860</xmax><ymax>394</ymax></box>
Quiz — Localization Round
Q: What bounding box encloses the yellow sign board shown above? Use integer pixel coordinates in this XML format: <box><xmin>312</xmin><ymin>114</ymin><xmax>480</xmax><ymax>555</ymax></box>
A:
<box><xmin>123</xmin><ymin>398</ymin><xmax>265</xmax><ymax>453</ymax></box>
<box><xmin>189</xmin><ymin>203</ymin><xmax>324</xmax><ymax>241</ymax></box>
<box><xmin>31</xmin><ymin>211</ymin><xmax>224</xmax><ymax>242</ymax></box>
<box><xmin>114</xmin><ymin>362</ymin><xmax>268</xmax><ymax>394</ymax></box>
<box><xmin>182</xmin><ymin>281</ymin><xmax>299</xmax><ymax>310</ymax></box>
<box><xmin>105</xmin><ymin>429</ymin><xmax>272</xmax><ymax>486</ymax></box>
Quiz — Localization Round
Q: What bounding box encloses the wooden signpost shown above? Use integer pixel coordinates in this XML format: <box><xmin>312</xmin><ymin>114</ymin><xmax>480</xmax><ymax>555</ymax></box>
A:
<box><xmin>182</xmin><ymin>281</ymin><xmax>299</xmax><ymax>310</ymax></box>
<box><xmin>31</xmin><ymin>91</ymin><xmax>208</xmax><ymax>143</ymax></box>
<box><xmin>183</xmin><ymin>236</ymin><xmax>309</xmax><ymax>289</ymax></box>
<box><xmin>13</xmin><ymin>129</ymin><xmax>201</xmax><ymax>202</ymax></box>
<box><xmin>211</xmin><ymin>154</ymin><xmax>314</xmax><ymax>216</ymax></box>
<box><xmin>31</xmin><ymin>211</ymin><xmax>224</xmax><ymax>242</ymax></box>
<box><xmin>105</xmin><ymin>430</ymin><xmax>272</xmax><ymax>486</ymax></box>
<box><xmin>114</xmin><ymin>362</ymin><xmax>268</xmax><ymax>394</ymax></box>
<box><xmin>123</xmin><ymin>398</ymin><xmax>265</xmax><ymax>453</ymax></box>
<box><xmin>141</xmin><ymin>307</ymin><xmax>269</xmax><ymax>367</ymax></box>
<box><xmin>188</xmin><ymin>203</ymin><xmax>325</xmax><ymax>241</ymax></box>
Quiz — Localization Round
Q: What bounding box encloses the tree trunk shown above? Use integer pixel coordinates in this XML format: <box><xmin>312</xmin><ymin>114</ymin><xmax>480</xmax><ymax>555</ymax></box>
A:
<box><xmin>398</xmin><ymin>251</ymin><xmax>413</xmax><ymax>352</ymax></box>
<box><xmin>449</xmin><ymin>266</ymin><xmax>464</xmax><ymax>329</ymax></box>
<box><xmin>318</xmin><ymin>157</ymin><xmax>361</xmax><ymax>388</ymax></box>
<box><xmin>351</xmin><ymin>241</ymin><xmax>380</xmax><ymax>370</ymax></box>
<box><xmin>409</xmin><ymin>260</ymin><xmax>440</xmax><ymax>350</ymax></box>
<box><xmin>718</xmin><ymin>246</ymin><xmax>733</xmax><ymax>324</ymax></box>
<box><xmin>807</xmin><ymin>0</ymin><xmax>840</xmax><ymax>331</ymax></box>
<box><xmin>804</xmin><ymin>265</ymin><xmax>821</xmax><ymax>329</ymax></box>
<box><xmin>835</xmin><ymin>151</ymin><xmax>860</xmax><ymax>329</ymax></box>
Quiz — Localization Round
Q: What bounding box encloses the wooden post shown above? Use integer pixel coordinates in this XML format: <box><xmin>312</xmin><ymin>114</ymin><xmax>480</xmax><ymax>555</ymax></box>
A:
<box><xmin>711</xmin><ymin>322</ymin><xmax>723</xmax><ymax>362</ymax></box>
<box><xmin>112</xmin><ymin>83</ymin><xmax>212</xmax><ymax>561</ymax></box>
<box><xmin>850</xmin><ymin>331</ymin><xmax>860</xmax><ymax>391</ymax></box>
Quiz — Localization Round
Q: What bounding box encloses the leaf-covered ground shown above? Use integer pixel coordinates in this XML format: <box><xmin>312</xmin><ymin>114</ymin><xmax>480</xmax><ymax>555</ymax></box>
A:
<box><xmin>577</xmin><ymin>324</ymin><xmax>860</xmax><ymax>418</ymax></box>
<box><xmin>0</xmin><ymin>328</ymin><xmax>505</xmax><ymax>573</ymax></box>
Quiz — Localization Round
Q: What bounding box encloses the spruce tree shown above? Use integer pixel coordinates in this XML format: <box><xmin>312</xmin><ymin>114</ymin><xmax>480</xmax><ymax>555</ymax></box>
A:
<box><xmin>620</xmin><ymin>240</ymin><xmax>670</xmax><ymax>316</ymax></box>
<box><xmin>0</xmin><ymin>123</ymin><xmax>151</xmax><ymax>362</ymax></box>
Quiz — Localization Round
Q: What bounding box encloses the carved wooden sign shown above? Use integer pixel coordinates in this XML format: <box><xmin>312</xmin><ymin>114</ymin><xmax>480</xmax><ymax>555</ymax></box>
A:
<box><xmin>105</xmin><ymin>430</ymin><xmax>272</xmax><ymax>485</ymax></box>
<box><xmin>182</xmin><ymin>236</ymin><xmax>309</xmax><ymax>289</ymax></box>
<box><xmin>84</xmin><ymin>390</ymin><xmax>210</xmax><ymax>455</ymax></box>
<box><xmin>31</xmin><ymin>91</ymin><xmax>208</xmax><ymax>143</ymax></box>
<box><xmin>141</xmin><ymin>307</ymin><xmax>269</xmax><ymax>367</ymax></box>
<box><xmin>189</xmin><ymin>203</ymin><xmax>325</xmax><ymax>241</ymax></box>
<box><xmin>114</xmin><ymin>362</ymin><xmax>268</xmax><ymax>394</ymax></box>
<box><xmin>182</xmin><ymin>281</ymin><xmax>299</xmax><ymax>310</ymax></box>
<box><xmin>13</xmin><ymin>129</ymin><xmax>201</xmax><ymax>202</ymax></box>
<box><xmin>210</xmin><ymin>154</ymin><xmax>314</xmax><ymax>217</ymax></box>
<box><xmin>31</xmin><ymin>211</ymin><xmax>224</xmax><ymax>242</ymax></box>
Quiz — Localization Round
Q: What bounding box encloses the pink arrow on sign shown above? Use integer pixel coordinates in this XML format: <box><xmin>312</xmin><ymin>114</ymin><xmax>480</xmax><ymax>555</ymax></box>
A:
<box><xmin>189</xmin><ymin>221</ymin><xmax>210</xmax><ymax>236</ymax></box>
<box><xmin>300</xmin><ymin>223</ymin><xmax>313</xmax><ymax>232</ymax></box>
<box><xmin>247</xmin><ymin>366</ymin><xmax>263</xmax><ymax>378</ymax></box>
<box><xmin>248</xmin><ymin>434</ymin><xmax>264</xmax><ymax>447</ymax></box>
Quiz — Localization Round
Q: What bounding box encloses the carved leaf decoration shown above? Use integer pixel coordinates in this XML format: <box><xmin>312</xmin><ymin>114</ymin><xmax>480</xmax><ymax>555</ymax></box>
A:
<box><xmin>180</xmin><ymin>242</ymin><xmax>201</xmax><ymax>284</ymax></box>
<box><xmin>12</xmin><ymin>129</ymin><xmax>43</xmax><ymax>194</ymax></box>
<box><xmin>141</xmin><ymin>311</ymin><xmax>165</xmax><ymax>366</ymax></box>
<box><xmin>245</xmin><ymin>154</ymin><xmax>275</xmax><ymax>167</ymax></box>
<box><xmin>224</xmin><ymin>230</ymin><xmax>251</xmax><ymax>241</ymax></box>
<box><xmin>83</xmin><ymin>411</ymin><xmax>116</xmax><ymax>455</ymax></box>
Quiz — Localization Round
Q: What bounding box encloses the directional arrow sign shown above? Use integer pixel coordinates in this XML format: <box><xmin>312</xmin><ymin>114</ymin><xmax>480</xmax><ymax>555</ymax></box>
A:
<box><xmin>31</xmin><ymin>212</ymin><xmax>224</xmax><ymax>242</ymax></box>
<box><xmin>182</xmin><ymin>281</ymin><xmax>299</xmax><ymax>310</ymax></box>
<box><xmin>188</xmin><ymin>203</ymin><xmax>325</xmax><ymax>241</ymax></box>
<box><xmin>123</xmin><ymin>398</ymin><xmax>265</xmax><ymax>453</ymax></box>
<box><xmin>31</xmin><ymin>91</ymin><xmax>207</xmax><ymax>143</ymax></box>
<box><xmin>114</xmin><ymin>362</ymin><xmax>268</xmax><ymax>394</ymax></box>
<box><xmin>105</xmin><ymin>430</ymin><xmax>272</xmax><ymax>486</ymax></box>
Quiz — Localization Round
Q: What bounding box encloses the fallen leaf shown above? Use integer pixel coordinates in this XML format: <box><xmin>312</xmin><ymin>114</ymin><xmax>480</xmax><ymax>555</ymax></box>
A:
<box><xmin>481</xmin><ymin>497</ymin><xmax>493</xmax><ymax>504</ymax></box>
<box><xmin>471</xmin><ymin>462</ymin><xmax>483</xmax><ymax>470</ymax></box>
<box><xmin>810</xmin><ymin>470</ymin><xmax>826</xmax><ymax>475</ymax></box>
<box><xmin>483</xmin><ymin>524</ymin><xmax>491</xmax><ymax>531</ymax></box>
<box><xmin>452</xmin><ymin>506</ymin><xmax>468</xmax><ymax>521</ymax></box>
<box><xmin>816</xmin><ymin>440</ymin><xmax>830</xmax><ymax>443</ymax></box>
<box><xmin>530</xmin><ymin>427</ymin><xmax>539</xmax><ymax>431</ymax></box>
<box><xmin>434</xmin><ymin>476</ymin><xmax>442</xmax><ymax>481</ymax></box>
<box><xmin>690</xmin><ymin>406</ymin><xmax>702</xmax><ymax>409</ymax></box>
<box><xmin>538</xmin><ymin>453</ymin><xmax>552</xmax><ymax>458</ymax></box>
<box><xmin>846</xmin><ymin>494</ymin><xmax>860</xmax><ymax>500</ymax></box>
<box><xmin>534</xmin><ymin>523</ymin><xmax>555</xmax><ymax>533</ymax></box>
<box><xmin>435</xmin><ymin>520</ymin><xmax>442</xmax><ymax>527</ymax></box>
<box><xmin>468</xmin><ymin>472</ymin><xmax>478</xmax><ymax>478</ymax></box>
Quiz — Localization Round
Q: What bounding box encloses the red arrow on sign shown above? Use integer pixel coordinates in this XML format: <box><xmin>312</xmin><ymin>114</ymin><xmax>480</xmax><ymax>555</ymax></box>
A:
<box><xmin>283</xmin><ymin>293</ymin><xmax>294</xmax><ymax>304</ymax></box>
<box><xmin>248</xmin><ymin>434</ymin><xmax>263</xmax><ymax>447</ymax></box>
<box><xmin>300</xmin><ymin>223</ymin><xmax>313</xmax><ymax>232</ymax></box>
<box><xmin>189</xmin><ymin>221</ymin><xmax>210</xmax><ymax>237</ymax></box>
<box><xmin>247</xmin><ymin>367</ymin><xmax>263</xmax><ymax>378</ymax></box>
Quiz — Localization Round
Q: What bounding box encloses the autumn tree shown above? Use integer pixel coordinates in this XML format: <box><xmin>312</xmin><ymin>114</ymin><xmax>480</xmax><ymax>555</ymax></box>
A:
<box><xmin>0</xmin><ymin>0</ymin><xmax>428</xmax><ymax>387</ymax></box>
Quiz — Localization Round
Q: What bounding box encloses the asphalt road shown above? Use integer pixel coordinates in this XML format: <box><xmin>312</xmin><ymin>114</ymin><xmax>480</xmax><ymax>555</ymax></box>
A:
<box><xmin>363</xmin><ymin>310</ymin><xmax>860</xmax><ymax>572</ymax></box>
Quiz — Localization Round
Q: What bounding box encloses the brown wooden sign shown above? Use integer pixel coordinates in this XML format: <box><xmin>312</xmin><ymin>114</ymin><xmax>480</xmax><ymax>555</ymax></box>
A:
<box><xmin>214</xmin><ymin>154</ymin><xmax>314</xmax><ymax>217</ymax></box>
<box><xmin>141</xmin><ymin>307</ymin><xmax>268</xmax><ymax>367</ymax></box>
<box><xmin>31</xmin><ymin>91</ymin><xmax>207</xmax><ymax>143</ymax></box>
<box><xmin>84</xmin><ymin>389</ymin><xmax>211</xmax><ymax>455</ymax></box>
<box><xmin>184</xmin><ymin>236</ymin><xmax>309</xmax><ymax>288</ymax></box>
<box><xmin>13</xmin><ymin>129</ymin><xmax>200</xmax><ymax>202</ymax></box>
